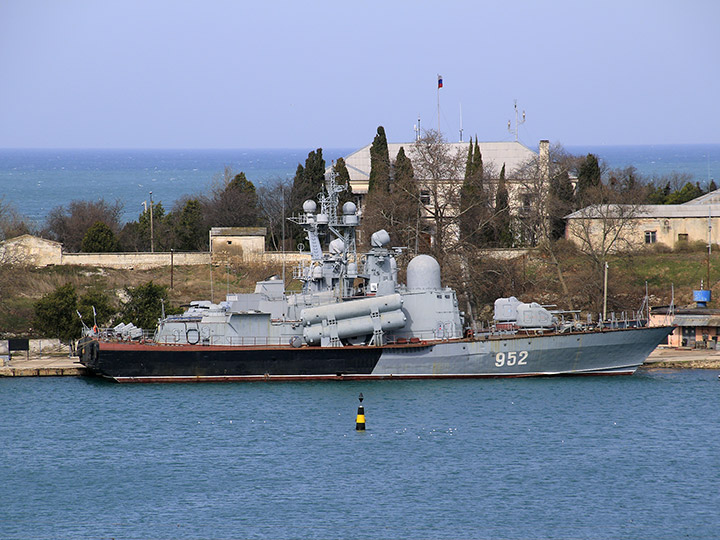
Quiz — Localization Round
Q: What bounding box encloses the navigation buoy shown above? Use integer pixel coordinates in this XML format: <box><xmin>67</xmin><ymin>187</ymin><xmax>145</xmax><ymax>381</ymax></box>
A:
<box><xmin>355</xmin><ymin>393</ymin><xmax>365</xmax><ymax>431</ymax></box>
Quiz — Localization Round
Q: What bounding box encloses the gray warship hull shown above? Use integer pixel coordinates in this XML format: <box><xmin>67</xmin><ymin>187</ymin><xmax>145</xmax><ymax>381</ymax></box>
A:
<box><xmin>79</xmin><ymin>326</ymin><xmax>672</xmax><ymax>382</ymax></box>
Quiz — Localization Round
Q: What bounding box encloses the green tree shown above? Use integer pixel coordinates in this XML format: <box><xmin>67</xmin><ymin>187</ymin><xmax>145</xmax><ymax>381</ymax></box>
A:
<box><xmin>333</xmin><ymin>157</ymin><xmax>354</xmax><ymax>205</ymax></box>
<box><xmin>33</xmin><ymin>284</ymin><xmax>81</xmax><ymax>345</ymax></box>
<box><xmin>44</xmin><ymin>199</ymin><xmax>123</xmax><ymax>252</ymax></box>
<box><xmin>473</xmin><ymin>137</ymin><xmax>483</xmax><ymax>178</ymax></box>
<box><xmin>576</xmin><ymin>154</ymin><xmax>602</xmax><ymax>204</ymax></box>
<box><xmin>647</xmin><ymin>181</ymin><xmax>671</xmax><ymax>204</ymax></box>
<box><xmin>548</xmin><ymin>169</ymin><xmax>575</xmax><ymax>240</ymax></box>
<box><xmin>203</xmin><ymin>169</ymin><xmax>260</xmax><ymax>229</ymax></box>
<box><xmin>494</xmin><ymin>164</ymin><xmax>513</xmax><ymax>247</ymax></box>
<box><xmin>172</xmin><ymin>198</ymin><xmax>205</xmax><ymax>250</ymax></box>
<box><xmin>77</xmin><ymin>289</ymin><xmax>116</xmax><ymax>328</ymax></box>
<box><xmin>368</xmin><ymin>126</ymin><xmax>391</xmax><ymax>193</ymax></box>
<box><xmin>119</xmin><ymin>281</ymin><xmax>171</xmax><ymax>329</ymax></box>
<box><xmin>289</xmin><ymin>149</ymin><xmax>326</xmax><ymax>246</ymax></box>
<box><xmin>666</xmin><ymin>182</ymin><xmax>704</xmax><ymax>204</ymax></box>
<box><xmin>389</xmin><ymin>146</ymin><xmax>419</xmax><ymax>249</ymax></box>
<box><xmin>80</xmin><ymin>221</ymin><xmax>121</xmax><ymax>252</ymax></box>
<box><xmin>459</xmin><ymin>137</ymin><xmax>490</xmax><ymax>246</ymax></box>
<box><xmin>137</xmin><ymin>201</ymin><xmax>167</xmax><ymax>250</ymax></box>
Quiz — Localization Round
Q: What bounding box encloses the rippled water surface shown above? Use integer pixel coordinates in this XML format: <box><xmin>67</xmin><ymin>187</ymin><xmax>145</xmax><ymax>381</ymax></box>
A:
<box><xmin>1</xmin><ymin>369</ymin><xmax>719</xmax><ymax>539</ymax></box>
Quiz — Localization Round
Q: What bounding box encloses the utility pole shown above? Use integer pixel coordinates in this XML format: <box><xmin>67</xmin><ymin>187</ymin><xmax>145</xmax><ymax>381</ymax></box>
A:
<box><xmin>149</xmin><ymin>191</ymin><xmax>154</xmax><ymax>253</ymax></box>
<box><xmin>708</xmin><ymin>206</ymin><xmax>712</xmax><ymax>289</ymax></box>
<box><xmin>603</xmin><ymin>262</ymin><xmax>609</xmax><ymax>323</ymax></box>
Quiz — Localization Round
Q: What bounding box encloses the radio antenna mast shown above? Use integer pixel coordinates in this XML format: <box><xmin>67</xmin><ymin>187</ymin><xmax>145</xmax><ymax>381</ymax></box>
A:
<box><xmin>459</xmin><ymin>102</ymin><xmax>464</xmax><ymax>142</ymax></box>
<box><xmin>507</xmin><ymin>99</ymin><xmax>526</xmax><ymax>142</ymax></box>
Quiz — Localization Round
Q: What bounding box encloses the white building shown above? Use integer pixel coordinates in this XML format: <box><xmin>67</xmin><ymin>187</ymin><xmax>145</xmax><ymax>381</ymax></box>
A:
<box><xmin>331</xmin><ymin>140</ymin><xmax>545</xmax><ymax>195</ymax></box>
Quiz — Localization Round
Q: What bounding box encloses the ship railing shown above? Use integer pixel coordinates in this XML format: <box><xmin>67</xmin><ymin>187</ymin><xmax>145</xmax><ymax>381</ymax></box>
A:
<box><xmin>152</xmin><ymin>334</ymin><xmax>292</xmax><ymax>347</ymax></box>
<box><xmin>94</xmin><ymin>327</ymin><xmax>153</xmax><ymax>342</ymax></box>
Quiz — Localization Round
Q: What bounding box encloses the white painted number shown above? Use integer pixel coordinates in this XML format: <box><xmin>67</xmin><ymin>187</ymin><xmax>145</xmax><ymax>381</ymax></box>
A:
<box><xmin>495</xmin><ymin>351</ymin><xmax>528</xmax><ymax>367</ymax></box>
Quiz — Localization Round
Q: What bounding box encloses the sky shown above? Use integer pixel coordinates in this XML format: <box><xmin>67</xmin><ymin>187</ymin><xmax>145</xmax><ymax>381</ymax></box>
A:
<box><xmin>1</xmin><ymin>0</ymin><xmax>719</xmax><ymax>149</ymax></box>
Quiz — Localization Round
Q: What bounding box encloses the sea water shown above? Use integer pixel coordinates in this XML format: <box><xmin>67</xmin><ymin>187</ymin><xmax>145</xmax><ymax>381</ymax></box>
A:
<box><xmin>1</xmin><ymin>370</ymin><xmax>719</xmax><ymax>539</ymax></box>
<box><xmin>1</xmin><ymin>145</ymin><xmax>719</xmax><ymax>226</ymax></box>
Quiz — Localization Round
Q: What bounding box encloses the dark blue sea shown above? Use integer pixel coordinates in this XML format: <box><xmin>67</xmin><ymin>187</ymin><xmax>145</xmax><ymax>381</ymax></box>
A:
<box><xmin>1</xmin><ymin>369</ymin><xmax>719</xmax><ymax>540</ymax></box>
<box><xmin>0</xmin><ymin>145</ymin><xmax>719</xmax><ymax>226</ymax></box>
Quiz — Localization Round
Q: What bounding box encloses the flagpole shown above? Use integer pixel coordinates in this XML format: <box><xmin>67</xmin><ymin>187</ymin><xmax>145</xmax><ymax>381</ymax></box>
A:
<box><xmin>437</xmin><ymin>74</ymin><xmax>441</xmax><ymax>134</ymax></box>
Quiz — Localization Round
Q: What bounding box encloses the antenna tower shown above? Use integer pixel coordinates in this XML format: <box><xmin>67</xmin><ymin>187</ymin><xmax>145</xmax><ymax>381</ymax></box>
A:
<box><xmin>507</xmin><ymin>99</ymin><xmax>526</xmax><ymax>142</ymax></box>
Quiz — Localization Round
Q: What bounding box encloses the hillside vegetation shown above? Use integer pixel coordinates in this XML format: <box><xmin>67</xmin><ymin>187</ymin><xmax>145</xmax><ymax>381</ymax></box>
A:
<box><xmin>1</xmin><ymin>242</ymin><xmax>717</xmax><ymax>338</ymax></box>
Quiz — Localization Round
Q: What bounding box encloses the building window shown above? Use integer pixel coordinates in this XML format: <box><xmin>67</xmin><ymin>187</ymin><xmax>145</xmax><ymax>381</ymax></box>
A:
<box><xmin>644</xmin><ymin>231</ymin><xmax>656</xmax><ymax>244</ymax></box>
<box><xmin>521</xmin><ymin>193</ymin><xmax>532</xmax><ymax>212</ymax></box>
<box><xmin>678</xmin><ymin>233</ymin><xmax>689</xmax><ymax>243</ymax></box>
<box><xmin>420</xmin><ymin>190</ymin><xmax>431</xmax><ymax>205</ymax></box>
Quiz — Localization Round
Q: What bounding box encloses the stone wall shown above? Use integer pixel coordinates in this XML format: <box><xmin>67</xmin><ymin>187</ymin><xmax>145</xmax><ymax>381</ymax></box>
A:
<box><xmin>61</xmin><ymin>251</ymin><xmax>210</xmax><ymax>269</ymax></box>
<box><xmin>0</xmin><ymin>338</ymin><xmax>67</xmax><ymax>355</ymax></box>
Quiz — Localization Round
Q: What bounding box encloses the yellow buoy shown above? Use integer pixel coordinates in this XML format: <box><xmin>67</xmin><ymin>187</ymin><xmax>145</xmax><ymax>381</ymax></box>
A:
<box><xmin>356</xmin><ymin>392</ymin><xmax>365</xmax><ymax>431</ymax></box>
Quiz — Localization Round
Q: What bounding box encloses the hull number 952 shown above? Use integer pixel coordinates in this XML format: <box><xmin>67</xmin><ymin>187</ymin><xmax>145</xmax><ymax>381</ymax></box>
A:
<box><xmin>495</xmin><ymin>351</ymin><xmax>528</xmax><ymax>367</ymax></box>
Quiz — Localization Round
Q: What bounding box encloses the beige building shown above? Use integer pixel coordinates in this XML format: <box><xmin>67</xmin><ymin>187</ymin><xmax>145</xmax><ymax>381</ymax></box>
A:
<box><xmin>333</xmin><ymin>140</ymin><xmax>545</xmax><ymax>196</ymax></box>
<box><xmin>209</xmin><ymin>227</ymin><xmax>267</xmax><ymax>262</ymax></box>
<box><xmin>329</xmin><ymin>139</ymin><xmax>550</xmax><ymax>246</ymax></box>
<box><xmin>566</xmin><ymin>190</ymin><xmax>720</xmax><ymax>252</ymax></box>
<box><xmin>0</xmin><ymin>235</ymin><xmax>63</xmax><ymax>265</ymax></box>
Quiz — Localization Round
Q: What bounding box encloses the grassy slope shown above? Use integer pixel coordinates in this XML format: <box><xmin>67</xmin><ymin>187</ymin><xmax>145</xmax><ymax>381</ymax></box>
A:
<box><xmin>1</xmin><ymin>245</ymin><xmax>717</xmax><ymax>336</ymax></box>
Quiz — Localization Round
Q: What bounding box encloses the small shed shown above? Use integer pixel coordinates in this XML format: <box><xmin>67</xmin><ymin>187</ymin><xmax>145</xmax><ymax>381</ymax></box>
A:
<box><xmin>0</xmin><ymin>235</ymin><xmax>63</xmax><ymax>266</ymax></box>
<box><xmin>209</xmin><ymin>227</ymin><xmax>267</xmax><ymax>262</ymax></box>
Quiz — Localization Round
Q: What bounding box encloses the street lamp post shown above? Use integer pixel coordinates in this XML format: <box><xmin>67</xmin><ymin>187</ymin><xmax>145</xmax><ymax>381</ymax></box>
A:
<box><xmin>149</xmin><ymin>191</ymin><xmax>154</xmax><ymax>253</ymax></box>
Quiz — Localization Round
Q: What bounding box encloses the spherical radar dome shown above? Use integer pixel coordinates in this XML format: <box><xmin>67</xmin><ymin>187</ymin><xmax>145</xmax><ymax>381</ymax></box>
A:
<box><xmin>303</xmin><ymin>200</ymin><xmax>317</xmax><ymax>213</ymax></box>
<box><xmin>342</xmin><ymin>201</ymin><xmax>357</xmax><ymax>215</ymax></box>
<box><xmin>406</xmin><ymin>254</ymin><xmax>441</xmax><ymax>290</ymax></box>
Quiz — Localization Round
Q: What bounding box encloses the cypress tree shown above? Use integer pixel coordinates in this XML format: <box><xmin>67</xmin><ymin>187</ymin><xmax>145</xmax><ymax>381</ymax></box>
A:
<box><xmin>333</xmin><ymin>157</ymin><xmax>354</xmax><ymax>205</ymax></box>
<box><xmin>473</xmin><ymin>137</ymin><xmax>483</xmax><ymax>179</ymax></box>
<box><xmin>548</xmin><ymin>170</ymin><xmax>575</xmax><ymax>240</ymax></box>
<box><xmin>576</xmin><ymin>153</ymin><xmax>601</xmax><ymax>203</ymax></box>
<box><xmin>460</xmin><ymin>137</ymin><xmax>487</xmax><ymax>246</ymax></box>
<box><xmin>289</xmin><ymin>149</ymin><xmax>326</xmax><ymax>245</ymax></box>
<box><xmin>389</xmin><ymin>146</ymin><xmax>419</xmax><ymax>249</ymax></box>
<box><xmin>174</xmin><ymin>199</ymin><xmax>205</xmax><ymax>250</ymax></box>
<box><xmin>494</xmin><ymin>164</ymin><xmax>512</xmax><ymax>247</ymax></box>
<box><xmin>368</xmin><ymin>126</ymin><xmax>391</xmax><ymax>193</ymax></box>
<box><xmin>465</xmin><ymin>140</ymin><xmax>474</xmax><ymax>179</ymax></box>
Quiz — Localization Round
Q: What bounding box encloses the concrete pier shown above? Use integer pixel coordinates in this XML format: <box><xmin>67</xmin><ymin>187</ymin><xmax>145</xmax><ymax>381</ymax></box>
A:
<box><xmin>0</xmin><ymin>355</ymin><xmax>88</xmax><ymax>377</ymax></box>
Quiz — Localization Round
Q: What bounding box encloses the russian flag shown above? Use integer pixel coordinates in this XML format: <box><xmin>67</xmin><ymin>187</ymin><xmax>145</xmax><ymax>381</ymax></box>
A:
<box><xmin>438</xmin><ymin>75</ymin><xmax>443</xmax><ymax>88</ymax></box>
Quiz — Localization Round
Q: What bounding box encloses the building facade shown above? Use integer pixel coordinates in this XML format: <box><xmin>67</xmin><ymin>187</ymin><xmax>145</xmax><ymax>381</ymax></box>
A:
<box><xmin>566</xmin><ymin>190</ymin><xmax>720</xmax><ymax>252</ymax></box>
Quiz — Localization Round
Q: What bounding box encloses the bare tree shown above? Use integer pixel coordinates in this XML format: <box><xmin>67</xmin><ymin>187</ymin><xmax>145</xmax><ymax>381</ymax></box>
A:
<box><xmin>257</xmin><ymin>177</ymin><xmax>292</xmax><ymax>251</ymax></box>
<box><xmin>0</xmin><ymin>197</ymin><xmax>34</xmax><ymax>242</ymax></box>
<box><xmin>43</xmin><ymin>199</ymin><xmax>123</xmax><ymax>252</ymax></box>
<box><xmin>202</xmin><ymin>167</ymin><xmax>260</xmax><ymax>229</ymax></box>
<box><xmin>409</xmin><ymin>130</ymin><xmax>468</xmax><ymax>267</ymax></box>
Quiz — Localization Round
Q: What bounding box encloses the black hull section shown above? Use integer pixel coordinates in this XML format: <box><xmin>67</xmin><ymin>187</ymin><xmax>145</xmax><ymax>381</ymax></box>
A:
<box><xmin>81</xmin><ymin>341</ymin><xmax>384</xmax><ymax>381</ymax></box>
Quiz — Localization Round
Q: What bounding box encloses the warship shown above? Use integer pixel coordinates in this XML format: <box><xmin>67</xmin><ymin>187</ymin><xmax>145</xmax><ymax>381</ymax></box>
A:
<box><xmin>78</xmin><ymin>174</ymin><xmax>673</xmax><ymax>382</ymax></box>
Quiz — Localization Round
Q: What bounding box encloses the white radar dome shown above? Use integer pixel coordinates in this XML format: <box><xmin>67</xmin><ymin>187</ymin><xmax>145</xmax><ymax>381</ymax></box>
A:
<box><xmin>342</xmin><ymin>201</ymin><xmax>357</xmax><ymax>215</ymax></box>
<box><xmin>303</xmin><ymin>200</ymin><xmax>317</xmax><ymax>213</ymax></box>
<box><xmin>406</xmin><ymin>255</ymin><xmax>441</xmax><ymax>290</ymax></box>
